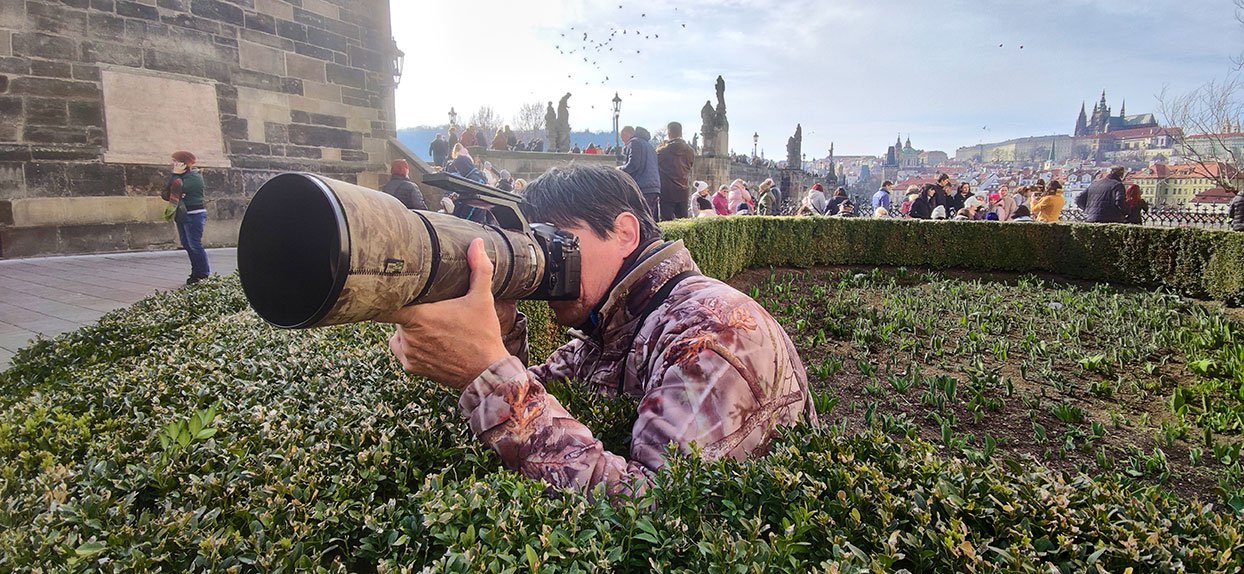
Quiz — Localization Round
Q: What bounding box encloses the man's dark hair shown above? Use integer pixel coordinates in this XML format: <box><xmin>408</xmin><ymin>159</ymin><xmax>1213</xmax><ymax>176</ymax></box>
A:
<box><xmin>1014</xmin><ymin>205</ymin><xmax>1032</xmax><ymax>218</ymax></box>
<box><xmin>521</xmin><ymin>165</ymin><xmax>662</xmax><ymax>244</ymax></box>
<box><xmin>937</xmin><ymin>173</ymin><xmax>950</xmax><ymax>183</ymax></box>
<box><xmin>667</xmin><ymin>121</ymin><xmax>683</xmax><ymax>138</ymax></box>
<box><xmin>882</xmin><ymin>180</ymin><xmax>894</xmax><ymax>187</ymax></box>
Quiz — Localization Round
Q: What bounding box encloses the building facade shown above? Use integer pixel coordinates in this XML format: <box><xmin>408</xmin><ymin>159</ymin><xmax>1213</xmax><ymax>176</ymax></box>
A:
<box><xmin>1131</xmin><ymin>162</ymin><xmax>1243</xmax><ymax>206</ymax></box>
<box><xmin>0</xmin><ymin>0</ymin><xmax>397</xmax><ymax>258</ymax></box>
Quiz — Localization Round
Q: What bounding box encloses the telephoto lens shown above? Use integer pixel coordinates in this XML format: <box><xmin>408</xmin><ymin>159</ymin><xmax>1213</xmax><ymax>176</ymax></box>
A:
<box><xmin>237</xmin><ymin>173</ymin><xmax>558</xmax><ymax>329</ymax></box>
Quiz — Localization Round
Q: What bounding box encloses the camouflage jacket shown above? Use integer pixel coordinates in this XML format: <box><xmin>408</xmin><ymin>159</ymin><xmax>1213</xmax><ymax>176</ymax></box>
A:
<box><xmin>459</xmin><ymin>241</ymin><xmax>817</xmax><ymax>498</ymax></box>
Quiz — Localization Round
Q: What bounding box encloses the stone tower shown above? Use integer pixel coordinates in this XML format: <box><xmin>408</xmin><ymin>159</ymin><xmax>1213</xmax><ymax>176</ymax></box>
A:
<box><xmin>0</xmin><ymin>0</ymin><xmax>398</xmax><ymax>257</ymax></box>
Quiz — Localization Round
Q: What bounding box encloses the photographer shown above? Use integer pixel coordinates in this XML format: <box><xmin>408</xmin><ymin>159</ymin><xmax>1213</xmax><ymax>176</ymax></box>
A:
<box><xmin>384</xmin><ymin>165</ymin><xmax>817</xmax><ymax>499</ymax></box>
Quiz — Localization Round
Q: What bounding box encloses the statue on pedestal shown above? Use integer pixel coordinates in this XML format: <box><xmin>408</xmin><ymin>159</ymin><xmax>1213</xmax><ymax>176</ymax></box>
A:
<box><xmin>697</xmin><ymin>76</ymin><xmax>730</xmax><ymax>157</ymax></box>
<box><xmin>786</xmin><ymin>124</ymin><xmax>802</xmax><ymax>169</ymax></box>
<box><xmin>544</xmin><ymin>102</ymin><xmax>556</xmax><ymax>150</ymax></box>
<box><xmin>555</xmin><ymin>93</ymin><xmax>572</xmax><ymax>153</ymax></box>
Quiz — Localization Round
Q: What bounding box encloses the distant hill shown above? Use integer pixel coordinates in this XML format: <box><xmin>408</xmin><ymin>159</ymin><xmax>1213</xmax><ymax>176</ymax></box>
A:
<box><xmin>396</xmin><ymin>126</ymin><xmax>619</xmax><ymax>161</ymax></box>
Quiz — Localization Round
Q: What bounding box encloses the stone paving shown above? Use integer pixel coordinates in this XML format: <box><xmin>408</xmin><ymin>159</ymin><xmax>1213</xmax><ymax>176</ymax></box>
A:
<box><xmin>0</xmin><ymin>248</ymin><xmax>237</xmax><ymax>370</ymax></box>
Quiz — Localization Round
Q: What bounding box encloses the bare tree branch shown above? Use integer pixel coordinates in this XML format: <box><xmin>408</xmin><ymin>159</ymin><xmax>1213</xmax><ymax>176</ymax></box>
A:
<box><xmin>1158</xmin><ymin>75</ymin><xmax>1244</xmax><ymax>193</ymax></box>
<box><xmin>512</xmin><ymin>102</ymin><xmax>545</xmax><ymax>141</ymax></box>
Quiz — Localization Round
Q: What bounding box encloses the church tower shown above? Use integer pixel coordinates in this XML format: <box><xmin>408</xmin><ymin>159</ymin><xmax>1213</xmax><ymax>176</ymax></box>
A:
<box><xmin>1075</xmin><ymin>102</ymin><xmax>1088</xmax><ymax>137</ymax></box>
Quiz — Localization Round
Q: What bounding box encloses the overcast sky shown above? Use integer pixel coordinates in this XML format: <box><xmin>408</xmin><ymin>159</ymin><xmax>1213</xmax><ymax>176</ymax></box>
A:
<box><xmin>391</xmin><ymin>0</ymin><xmax>1242</xmax><ymax>158</ymax></box>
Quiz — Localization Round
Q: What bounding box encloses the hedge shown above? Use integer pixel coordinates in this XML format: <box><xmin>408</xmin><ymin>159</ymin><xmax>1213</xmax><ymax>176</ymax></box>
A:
<box><xmin>660</xmin><ymin>217</ymin><xmax>1244</xmax><ymax>304</ymax></box>
<box><xmin>2</xmin><ymin>219</ymin><xmax>1244</xmax><ymax>571</ymax></box>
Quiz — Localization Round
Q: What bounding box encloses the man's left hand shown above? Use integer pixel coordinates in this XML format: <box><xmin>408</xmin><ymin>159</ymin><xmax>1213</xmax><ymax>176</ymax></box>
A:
<box><xmin>381</xmin><ymin>238</ymin><xmax>510</xmax><ymax>390</ymax></box>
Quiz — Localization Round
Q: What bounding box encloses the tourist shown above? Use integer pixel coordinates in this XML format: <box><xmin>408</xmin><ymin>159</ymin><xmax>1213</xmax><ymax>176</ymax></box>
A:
<box><xmin>460</xmin><ymin>126</ymin><xmax>478</xmax><ymax>148</ymax></box>
<box><xmin>481</xmin><ymin>160</ymin><xmax>500</xmax><ymax>186</ymax></box>
<box><xmin>692</xmin><ymin>181</ymin><xmax>715</xmax><ymax>217</ymax></box>
<box><xmin>874</xmin><ymin>206</ymin><xmax>890</xmax><ymax>218</ymax></box>
<box><xmin>585</xmin><ymin>143</ymin><xmax>600</xmax><ymax>155</ymax></box>
<box><xmin>1231</xmin><ymin>188</ymin><xmax>1244</xmax><ymax>231</ymax></box>
<box><xmin>909</xmin><ymin>184</ymin><xmax>938</xmax><ymax>219</ymax></box>
<box><xmin>1031</xmin><ymin>178</ymin><xmax>1048</xmax><ymax>202</ymax></box>
<box><xmin>505</xmin><ymin>126</ymin><xmax>518</xmax><ymax>150</ymax></box>
<box><xmin>164</xmin><ymin>150</ymin><xmax>211</xmax><ymax>285</ymax></box>
<box><xmin>836</xmin><ymin>200</ymin><xmax>858</xmax><ymax>218</ymax></box>
<box><xmin>930</xmin><ymin>205</ymin><xmax>948</xmax><ymax>220</ymax></box>
<box><xmin>948</xmin><ymin>182</ymin><xmax>972</xmax><ymax>214</ymax></box>
<box><xmin>758</xmin><ymin>179</ymin><xmax>778</xmax><ymax>216</ymax></box>
<box><xmin>935</xmin><ymin>173</ymin><xmax>953</xmax><ymax>210</ymax></box>
<box><xmin>384</xmin><ymin>165</ymin><xmax>816</xmax><ymax>497</ymax></box>
<box><xmin>447</xmin><ymin>126</ymin><xmax>460</xmax><ymax>149</ymax></box>
<box><xmin>872</xmin><ymin>180</ymin><xmax>894</xmax><ymax>212</ymax></box>
<box><xmin>446</xmin><ymin>144</ymin><xmax>485</xmax><ymax>183</ymax></box>
<box><xmin>826</xmin><ymin>187</ymin><xmax>849</xmax><ymax>216</ymax></box>
<box><xmin>726</xmin><ymin>179</ymin><xmax>754</xmax><ymax>215</ymax></box>
<box><xmin>1011</xmin><ymin>205</ymin><xmax>1034</xmax><ymax>222</ymax></box>
<box><xmin>619</xmin><ymin>126</ymin><xmax>661</xmax><ymax>218</ymax></box>
<box><xmin>900</xmin><ymin>185</ymin><xmax>920</xmax><ymax>216</ymax></box>
<box><xmin>1031</xmin><ymin>180</ymin><xmax>1065</xmax><ymax>222</ymax></box>
<box><xmin>571</xmin><ymin>144</ymin><xmax>582</xmax><ymax>154</ymax></box>
<box><xmin>992</xmin><ymin>185</ymin><xmax>1017</xmax><ymax>222</ymax></box>
<box><xmin>491</xmin><ymin>128</ymin><xmax>509</xmax><ymax>151</ymax></box>
<box><xmin>381</xmin><ymin>159</ymin><xmax>427</xmax><ymax>210</ymax></box>
<box><xmin>496</xmin><ymin>170</ymin><xmax>515</xmax><ymax>193</ymax></box>
<box><xmin>952</xmin><ymin>207</ymin><xmax>972</xmax><ymax>221</ymax></box>
<box><xmin>513</xmin><ymin>178</ymin><xmax>527</xmax><ymax>195</ymax></box>
<box><xmin>803</xmin><ymin>183</ymin><xmax>828</xmax><ymax>215</ymax></box>
<box><xmin>656</xmin><ymin>121</ymin><xmax>695</xmax><ymax>221</ymax></box>
<box><xmin>1122</xmin><ymin>184</ymin><xmax>1149</xmax><ymax>225</ymax></box>
<box><xmin>429</xmin><ymin>133</ymin><xmax>449</xmax><ymax>166</ymax></box>
<box><xmin>1075</xmin><ymin>166</ymin><xmax>1128</xmax><ymax>223</ymax></box>
<box><xmin>712</xmin><ymin>184</ymin><xmax>732</xmax><ymax>215</ymax></box>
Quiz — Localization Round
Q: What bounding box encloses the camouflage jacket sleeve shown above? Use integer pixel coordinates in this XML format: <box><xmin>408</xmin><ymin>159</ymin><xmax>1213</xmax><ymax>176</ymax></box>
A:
<box><xmin>458</xmin><ymin>296</ymin><xmax>807</xmax><ymax>499</ymax></box>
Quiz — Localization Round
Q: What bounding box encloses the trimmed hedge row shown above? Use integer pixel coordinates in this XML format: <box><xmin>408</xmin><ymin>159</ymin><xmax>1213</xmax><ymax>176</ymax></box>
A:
<box><xmin>660</xmin><ymin>217</ymin><xmax>1244</xmax><ymax>304</ymax></box>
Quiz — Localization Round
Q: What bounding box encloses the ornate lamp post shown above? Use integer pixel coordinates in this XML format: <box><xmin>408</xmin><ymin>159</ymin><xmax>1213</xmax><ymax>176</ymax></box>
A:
<box><xmin>612</xmin><ymin>92</ymin><xmax>622</xmax><ymax>152</ymax></box>
<box><xmin>752</xmin><ymin>132</ymin><xmax>758</xmax><ymax>159</ymax></box>
<box><xmin>389</xmin><ymin>38</ymin><xmax>405</xmax><ymax>87</ymax></box>
<box><xmin>448</xmin><ymin>107</ymin><xmax>458</xmax><ymax>130</ymax></box>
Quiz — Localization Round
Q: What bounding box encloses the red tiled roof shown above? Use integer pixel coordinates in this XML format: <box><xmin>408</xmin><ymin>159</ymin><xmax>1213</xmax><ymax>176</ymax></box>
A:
<box><xmin>1191</xmin><ymin>188</ymin><xmax>1238</xmax><ymax>204</ymax></box>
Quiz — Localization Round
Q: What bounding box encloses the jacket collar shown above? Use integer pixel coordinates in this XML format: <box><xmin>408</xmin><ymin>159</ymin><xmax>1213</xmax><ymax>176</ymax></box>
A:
<box><xmin>580</xmin><ymin>240</ymin><xmax>699</xmax><ymax>346</ymax></box>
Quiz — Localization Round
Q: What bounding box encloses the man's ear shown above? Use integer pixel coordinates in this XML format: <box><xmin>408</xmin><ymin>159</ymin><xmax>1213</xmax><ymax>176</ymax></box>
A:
<box><xmin>611</xmin><ymin>211</ymin><xmax>641</xmax><ymax>251</ymax></box>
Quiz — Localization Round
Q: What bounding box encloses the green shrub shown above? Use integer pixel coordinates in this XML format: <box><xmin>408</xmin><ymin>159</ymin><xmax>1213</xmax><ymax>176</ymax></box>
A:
<box><xmin>661</xmin><ymin>217</ymin><xmax>1244</xmax><ymax>303</ymax></box>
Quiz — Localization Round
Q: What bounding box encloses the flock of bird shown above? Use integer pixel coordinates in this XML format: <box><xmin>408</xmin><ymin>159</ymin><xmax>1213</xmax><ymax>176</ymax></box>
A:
<box><xmin>551</xmin><ymin>4</ymin><xmax>688</xmax><ymax>107</ymax></box>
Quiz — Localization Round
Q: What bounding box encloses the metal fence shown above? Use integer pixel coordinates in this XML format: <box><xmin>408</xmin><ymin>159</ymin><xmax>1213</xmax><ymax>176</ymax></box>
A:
<box><xmin>767</xmin><ymin>200</ymin><xmax>1232</xmax><ymax>229</ymax></box>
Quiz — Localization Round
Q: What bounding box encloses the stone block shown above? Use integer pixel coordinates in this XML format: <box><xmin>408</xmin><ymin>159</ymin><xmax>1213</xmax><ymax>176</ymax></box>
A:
<box><xmin>281</xmin><ymin>77</ymin><xmax>302</xmax><ymax>95</ymax></box>
<box><xmin>156</xmin><ymin>0</ymin><xmax>188</xmax><ymax>10</ymax></box>
<box><xmin>144</xmin><ymin>49</ymin><xmax>205</xmax><ymax>77</ymax></box>
<box><xmin>263</xmin><ymin>122</ymin><xmax>287</xmax><ymax>143</ymax></box>
<box><xmin>287</xmin><ymin>123</ymin><xmax>361</xmax><ymax>150</ymax></box>
<box><xmin>92</xmin><ymin>0</ymin><xmax>116</xmax><ymax>10</ymax></box>
<box><xmin>0</xmin><ymin>2</ymin><xmax>24</xmax><ymax>29</ymax></box>
<box><xmin>255</xmin><ymin>0</ymin><xmax>294</xmax><ymax>21</ymax></box>
<box><xmin>325</xmin><ymin>63</ymin><xmax>364</xmax><ymax>89</ymax></box>
<box><xmin>305</xmin><ymin>27</ymin><xmax>346</xmax><ymax>53</ymax></box>
<box><xmin>299</xmin><ymin>0</ymin><xmax>339</xmax><ymax>19</ymax></box>
<box><xmin>65</xmin><ymin>163</ymin><xmax>127</xmax><ymax>196</ymax></box>
<box><xmin>24</xmin><ymin>162</ymin><xmax>69</xmax><ymax>197</ymax></box>
<box><xmin>29</xmin><ymin>60</ymin><xmax>73</xmax><ymax>78</ymax></box>
<box><xmin>285</xmin><ymin>52</ymin><xmax>325</xmax><ymax>82</ymax></box>
<box><xmin>240</xmin><ymin>28</ymin><xmax>292</xmax><ymax>51</ymax></box>
<box><xmin>68</xmin><ymin>101</ymin><xmax>103</xmax><ymax>126</ymax></box>
<box><xmin>291</xmin><ymin>7</ymin><xmax>326</xmax><ymax>30</ymax></box>
<box><xmin>244</xmin><ymin>12</ymin><xmax>276</xmax><ymax>34</ymax></box>
<box><xmin>12</xmin><ymin>33</ymin><xmax>80</xmax><ymax>62</ymax></box>
<box><xmin>300</xmin><ymin>80</ymin><xmax>340</xmax><ymax>103</ymax></box>
<box><xmin>160</xmin><ymin>13</ymin><xmax>221</xmax><ymax>35</ymax></box>
<box><xmin>26</xmin><ymin>97</ymin><xmax>68</xmax><ymax>126</ymax></box>
<box><xmin>7</xmin><ymin>196</ymin><xmax>166</xmax><ymax>227</ymax></box>
<box><xmin>71</xmin><ymin>64</ymin><xmax>100</xmax><ymax>82</ymax></box>
<box><xmin>292</xmin><ymin>40</ymin><xmax>333</xmax><ymax>61</ymax></box>
<box><xmin>27</xmin><ymin>3</ymin><xmax>88</xmax><ymax>36</ymax></box>
<box><xmin>202</xmin><ymin>217</ymin><xmax>241</xmax><ymax>247</ymax></box>
<box><xmin>233</xmin><ymin>68</ymin><xmax>282</xmax><ymax>92</ymax></box>
<box><xmin>8</xmin><ymin>77</ymin><xmax>99</xmax><ymax>99</ymax></box>
<box><xmin>0</xmin><ymin>31</ymin><xmax>11</xmax><ymax>57</ymax></box>
<box><xmin>28</xmin><ymin>146</ymin><xmax>102</xmax><ymax>161</ymax></box>
<box><xmin>88</xmin><ymin>12</ymin><xmax>128</xmax><ymax>42</ymax></box>
<box><xmin>60</xmin><ymin>223</ymin><xmax>130</xmax><ymax>253</ymax></box>
<box><xmin>0</xmin><ymin>162</ymin><xmax>25</xmax><ymax>201</ymax></box>
<box><xmin>24</xmin><ymin>126</ymin><xmax>88</xmax><ymax>145</ymax></box>
<box><xmin>0</xmin><ymin>75</ymin><xmax>7</xmax><ymax>95</ymax></box>
<box><xmin>124</xmin><ymin>164</ymin><xmax>171</xmax><ymax>196</ymax></box>
<box><xmin>190</xmin><ymin>0</ymin><xmax>244</xmax><ymax>25</ymax></box>
<box><xmin>348</xmin><ymin>44</ymin><xmax>384</xmax><ymax>73</ymax></box>
<box><xmin>230</xmin><ymin>140</ymin><xmax>270</xmax><ymax>155</ymax></box>
<box><xmin>0</xmin><ymin>225</ymin><xmax>61</xmax><ymax>258</ymax></box>
<box><xmin>340</xmin><ymin>149</ymin><xmax>367</xmax><ymax>162</ymax></box>
<box><xmin>275</xmin><ymin>19</ymin><xmax>306</xmax><ymax>42</ymax></box>
<box><xmin>239</xmin><ymin>40</ymin><xmax>286</xmax><ymax>76</ymax></box>
<box><xmin>116</xmin><ymin>1</ymin><xmax>160</xmax><ymax>21</ymax></box>
<box><xmin>82</xmin><ymin>42</ymin><xmax>143</xmax><ymax>67</ymax></box>
<box><xmin>286</xmin><ymin>145</ymin><xmax>322</xmax><ymax>158</ymax></box>
<box><xmin>126</xmin><ymin>220</ymin><xmax>180</xmax><ymax>250</ymax></box>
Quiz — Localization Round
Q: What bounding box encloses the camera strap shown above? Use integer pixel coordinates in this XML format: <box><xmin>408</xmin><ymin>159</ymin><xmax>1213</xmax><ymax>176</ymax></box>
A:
<box><xmin>617</xmin><ymin>269</ymin><xmax>700</xmax><ymax>396</ymax></box>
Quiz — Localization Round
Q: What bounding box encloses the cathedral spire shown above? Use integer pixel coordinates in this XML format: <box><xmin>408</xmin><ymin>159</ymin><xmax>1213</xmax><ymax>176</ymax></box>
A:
<box><xmin>1120</xmin><ymin>99</ymin><xmax>1126</xmax><ymax>118</ymax></box>
<box><xmin>1076</xmin><ymin>102</ymin><xmax>1088</xmax><ymax>137</ymax></box>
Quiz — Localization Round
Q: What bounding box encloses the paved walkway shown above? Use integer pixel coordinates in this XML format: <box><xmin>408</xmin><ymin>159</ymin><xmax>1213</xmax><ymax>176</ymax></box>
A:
<box><xmin>0</xmin><ymin>248</ymin><xmax>237</xmax><ymax>369</ymax></box>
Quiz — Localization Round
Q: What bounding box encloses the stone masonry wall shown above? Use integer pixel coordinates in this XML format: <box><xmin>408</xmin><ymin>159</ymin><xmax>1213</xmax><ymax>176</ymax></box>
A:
<box><xmin>0</xmin><ymin>0</ymin><xmax>395</xmax><ymax>258</ymax></box>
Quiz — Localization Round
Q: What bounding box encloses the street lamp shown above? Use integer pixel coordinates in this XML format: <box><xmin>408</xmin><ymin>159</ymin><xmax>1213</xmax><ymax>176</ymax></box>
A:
<box><xmin>612</xmin><ymin>92</ymin><xmax>622</xmax><ymax>151</ymax></box>
<box><xmin>802</xmin><ymin>152</ymin><xmax>807</xmax><ymax>171</ymax></box>
<box><xmin>390</xmin><ymin>38</ymin><xmax>405</xmax><ymax>87</ymax></box>
<box><xmin>448</xmin><ymin>107</ymin><xmax>458</xmax><ymax>129</ymax></box>
<box><xmin>752</xmin><ymin>132</ymin><xmax>758</xmax><ymax>158</ymax></box>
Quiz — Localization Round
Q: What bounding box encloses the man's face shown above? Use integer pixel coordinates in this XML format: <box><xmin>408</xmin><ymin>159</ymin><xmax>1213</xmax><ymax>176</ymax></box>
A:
<box><xmin>620</xmin><ymin>128</ymin><xmax>634</xmax><ymax>143</ymax></box>
<box><xmin>941</xmin><ymin>179</ymin><xmax>952</xmax><ymax>190</ymax></box>
<box><xmin>546</xmin><ymin>219</ymin><xmax>636</xmax><ymax>327</ymax></box>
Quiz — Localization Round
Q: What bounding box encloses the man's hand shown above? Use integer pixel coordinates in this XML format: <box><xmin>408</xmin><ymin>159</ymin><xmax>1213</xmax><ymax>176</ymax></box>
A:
<box><xmin>381</xmin><ymin>238</ymin><xmax>511</xmax><ymax>390</ymax></box>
